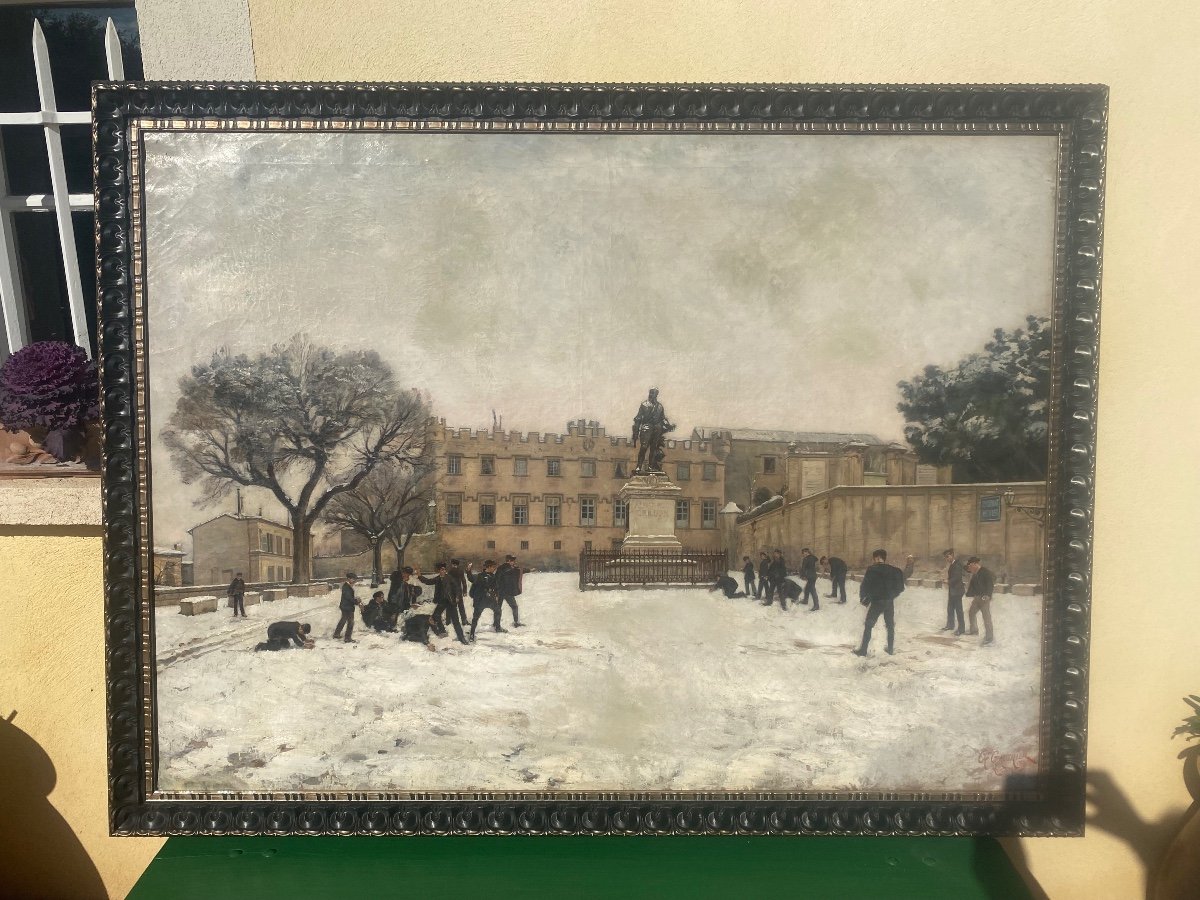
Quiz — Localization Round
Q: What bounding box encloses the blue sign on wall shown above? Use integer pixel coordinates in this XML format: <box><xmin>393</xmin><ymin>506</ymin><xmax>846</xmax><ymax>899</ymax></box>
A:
<box><xmin>979</xmin><ymin>495</ymin><xmax>1002</xmax><ymax>522</ymax></box>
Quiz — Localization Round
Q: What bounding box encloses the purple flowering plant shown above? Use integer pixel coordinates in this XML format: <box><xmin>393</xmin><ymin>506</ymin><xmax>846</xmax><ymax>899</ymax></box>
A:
<box><xmin>0</xmin><ymin>341</ymin><xmax>100</xmax><ymax>462</ymax></box>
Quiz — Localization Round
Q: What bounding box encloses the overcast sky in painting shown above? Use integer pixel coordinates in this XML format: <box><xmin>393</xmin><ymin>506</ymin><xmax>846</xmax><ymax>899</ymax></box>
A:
<box><xmin>142</xmin><ymin>130</ymin><xmax>1057</xmax><ymax>546</ymax></box>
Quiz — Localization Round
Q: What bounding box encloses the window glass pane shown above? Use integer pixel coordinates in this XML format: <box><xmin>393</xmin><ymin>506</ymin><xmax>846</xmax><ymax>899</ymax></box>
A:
<box><xmin>63</xmin><ymin>126</ymin><xmax>94</xmax><ymax>194</ymax></box>
<box><xmin>12</xmin><ymin>212</ymin><xmax>72</xmax><ymax>343</ymax></box>
<box><xmin>0</xmin><ymin>8</ymin><xmax>144</xmax><ymax>113</ymax></box>
<box><xmin>1</xmin><ymin>126</ymin><xmax>50</xmax><ymax>194</ymax></box>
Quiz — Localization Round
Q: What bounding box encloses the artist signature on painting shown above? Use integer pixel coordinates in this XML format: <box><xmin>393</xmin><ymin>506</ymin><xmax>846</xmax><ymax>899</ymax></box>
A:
<box><xmin>976</xmin><ymin>746</ymin><xmax>1038</xmax><ymax>776</ymax></box>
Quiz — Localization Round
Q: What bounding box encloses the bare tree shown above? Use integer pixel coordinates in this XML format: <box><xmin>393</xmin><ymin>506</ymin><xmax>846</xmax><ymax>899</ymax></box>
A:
<box><xmin>163</xmin><ymin>336</ymin><xmax>428</xmax><ymax>583</ymax></box>
<box><xmin>323</xmin><ymin>454</ymin><xmax>435</xmax><ymax>584</ymax></box>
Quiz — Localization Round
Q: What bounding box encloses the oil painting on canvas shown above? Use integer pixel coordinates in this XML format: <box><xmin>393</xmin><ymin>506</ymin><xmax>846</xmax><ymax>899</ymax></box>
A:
<box><xmin>137</xmin><ymin>122</ymin><xmax>1058</xmax><ymax>801</ymax></box>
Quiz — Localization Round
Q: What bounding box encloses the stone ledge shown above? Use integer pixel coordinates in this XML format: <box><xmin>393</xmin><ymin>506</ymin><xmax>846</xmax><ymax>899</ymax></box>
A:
<box><xmin>0</xmin><ymin>476</ymin><xmax>102</xmax><ymax>526</ymax></box>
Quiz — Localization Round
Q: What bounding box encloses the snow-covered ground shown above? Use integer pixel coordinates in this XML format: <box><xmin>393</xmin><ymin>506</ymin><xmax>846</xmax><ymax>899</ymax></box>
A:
<box><xmin>154</xmin><ymin>573</ymin><xmax>1042</xmax><ymax>794</ymax></box>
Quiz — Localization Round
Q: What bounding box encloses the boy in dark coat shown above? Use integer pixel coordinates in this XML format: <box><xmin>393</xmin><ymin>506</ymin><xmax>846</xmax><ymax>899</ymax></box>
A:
<box><xmin>800</xmin><ymin>548</ymin><xmax>820</xmax><ymax>610</ymax></box>
<box><xmin>448</xmin><ymin>559</ymin><xmax>469</xmax><ymax>624</ymax></box>
<box><xmin>825</xmin><ymin>556</ymin><xmax>848</xmax><ymax>603</ymax></box>
<box><xmin>853</xmin><ymin>549</ymin><xmax>907</xmax><ymax>656</ymax></box>
<box><xmin>397</xmin><ymin>567</ymin><xmax>422</xmax><ymax>612</ymax></box>
<box><xmin>710</xmin><ymin>574</ymin><xmax>745</xmax><ymax>599</ymax></box>
<box><xmin>332</xmin><ymin>572</ymin><xmax>360</xmax><ymax>643</ymax></box>
<box><xmin>466</xmin><ymin>559</ymin><xmax>503</xmax><ymax>641</ymax></box>
<box><xmin>965</xmin><ymin>556</ymin><xmax>996</xmax><ymax>645</ymax></box>
<box><xmin>495</xmin><ymin>554</ymin><xmax>524</xmax><ymax>627</ymax></box>
<box><xmin>255</xmin><ymin>621</ymin><xmax>311</xmax><ymax>651</ymax></box>
<box><xmin>418</xmin><ymin>562</ymin><xmax>468</xmax><ymax>644</ymax></box>
<box><xmin>764</xmin><ymin>549</ymin><xmax>788</xmax><ymax>609</ymax></box>
<box><xmin>362</xmin><ymin>591</ymin><xmax>394</xmax><ymax>632</ymax></box>
<box><xmin>227</xmin><ymin>572</ymin><xmax>247</xmax><ymax>618</ymax></box>
<box><xmin>756</xmin><ymin>552</ymin><xmax>770</xmax><ymax>599</ymax></box>
<box><xmin>941</xmin><ymin>548</ymin><xmax>966</xmax><ymax>635</ymax></box>
<box><xmin>741</xmin><ymin>556</ymin><xmax>756</xmax><ymax>596</ymax></box>
<box><xmin>401</xmin><ymin>613</ymin><xmax>435</xmax><ymax>649</ymax></box>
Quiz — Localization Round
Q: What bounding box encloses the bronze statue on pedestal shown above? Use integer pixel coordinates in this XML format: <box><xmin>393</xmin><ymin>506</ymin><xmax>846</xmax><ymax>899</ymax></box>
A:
<box><xmin>632</xmin><ymin>387</ymin><xmax>675</xmax><ymax>475</ymax></box>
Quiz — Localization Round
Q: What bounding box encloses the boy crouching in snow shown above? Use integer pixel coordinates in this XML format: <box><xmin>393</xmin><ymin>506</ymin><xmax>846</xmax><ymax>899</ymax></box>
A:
<box><xmin>255</xmin><ymin>621</ymin><xmax>313</xmax><ymax>651</ymax></box>
<box><xmin>398</xmin><ymin>574</ymin><xmax>439</xmax><ymax>652</ymax></box>
<box><xmin>710</xmin><ymin>574</ymin><xmax>746</xmax><ymax>598</ymax></box>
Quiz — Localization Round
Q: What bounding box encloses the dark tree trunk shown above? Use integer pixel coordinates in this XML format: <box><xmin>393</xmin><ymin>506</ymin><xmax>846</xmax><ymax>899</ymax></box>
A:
<box><xmin>290</xmin><ymin>515</ymin><xmax>313</xmax><ymax>583</ymax></box>
<box><xmin>371</xmin><ymin>539</ymin><xmax>383</xmax><ymax>586</ymax></box>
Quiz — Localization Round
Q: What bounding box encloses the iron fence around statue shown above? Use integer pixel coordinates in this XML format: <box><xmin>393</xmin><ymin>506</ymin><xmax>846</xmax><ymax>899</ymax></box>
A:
<box><xmin>578</xmin><ymin>548</ymin><xmax>728</xmax><ymax>590</ymax></box>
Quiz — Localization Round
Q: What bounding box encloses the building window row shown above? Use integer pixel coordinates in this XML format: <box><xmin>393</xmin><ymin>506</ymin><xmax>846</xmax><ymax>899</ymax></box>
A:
<box><xmin>442</xmin><ymin>493</ymin><xmax>716</xmax><ymax>529</ymax></box>
<box><xmin>446</xmin><ymin>453</ymin><xmax>717</xmax><ymax>481</ymax></box>
<box><xmin>259</xmin><ymin>533</ymin><xmax>292</xmax><ymax>555</ymax></box>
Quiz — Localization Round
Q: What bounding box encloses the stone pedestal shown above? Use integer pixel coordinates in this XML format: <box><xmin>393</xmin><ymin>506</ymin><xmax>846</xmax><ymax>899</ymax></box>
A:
<box><xmin>618</xmin><ymin>473</ymin><xmax>682</xmax><ymax>551</ymax></box>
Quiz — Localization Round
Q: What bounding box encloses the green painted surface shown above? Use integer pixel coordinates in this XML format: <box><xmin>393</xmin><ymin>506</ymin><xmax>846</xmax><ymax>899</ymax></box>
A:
<box><xmin>129</xmin><ymin>835</ymin><xmax>1031</xmax><ymax>899</ymax></box>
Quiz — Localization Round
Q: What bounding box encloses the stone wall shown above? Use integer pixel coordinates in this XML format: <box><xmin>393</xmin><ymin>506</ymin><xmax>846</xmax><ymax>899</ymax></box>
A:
<box><xmin>736</xmin><ymin>482</ymin><xmax>1046</xmax><ymax>581</ymax></box>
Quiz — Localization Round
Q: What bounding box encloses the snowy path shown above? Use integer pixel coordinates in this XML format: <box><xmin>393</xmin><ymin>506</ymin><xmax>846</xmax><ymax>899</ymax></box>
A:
<box><xmin>156</xmin><ymin>592</ymin><xmax>336</xmax><ymax>669</ymax></box>
<box><xmin>154</xmin><ymin>574</ymin><xmax>1042</xmax><ymax>795</ymax></box>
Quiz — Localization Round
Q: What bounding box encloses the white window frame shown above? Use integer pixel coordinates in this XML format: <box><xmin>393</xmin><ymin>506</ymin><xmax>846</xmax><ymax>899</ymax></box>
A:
<box><xmin>1</xmin><ymin>17</ymin><xmax>126</xmax><ymax>358</ymax></box>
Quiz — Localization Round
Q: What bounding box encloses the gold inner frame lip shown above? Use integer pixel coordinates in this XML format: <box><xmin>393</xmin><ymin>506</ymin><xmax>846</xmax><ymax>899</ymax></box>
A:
<box><xmin>127</xmin><ymin>116</ymin><xmax>1066</xmax><ymax>803</ymax></box>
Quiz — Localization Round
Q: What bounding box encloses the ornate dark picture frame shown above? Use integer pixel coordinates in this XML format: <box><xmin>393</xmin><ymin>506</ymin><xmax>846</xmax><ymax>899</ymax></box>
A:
<box><xmin>96</xmin><ymin>82</ymin><xmax>1105</xmax><ymax>837</ymax></box>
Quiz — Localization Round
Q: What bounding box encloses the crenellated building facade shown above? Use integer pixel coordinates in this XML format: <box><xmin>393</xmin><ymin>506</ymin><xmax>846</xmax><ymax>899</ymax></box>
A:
<box><xmin>428</xmin><ymin>418</ymin><xmax>727</xmax><ymax>569</ymax></box>
<box><xmin>691</xmin><ymin>426</ymin><xmax>952</xmax><ymax>511</ymax></box>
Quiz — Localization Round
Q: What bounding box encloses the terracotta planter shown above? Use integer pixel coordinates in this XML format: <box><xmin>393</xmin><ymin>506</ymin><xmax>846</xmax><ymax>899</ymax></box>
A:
<box><xmin>0</xmin><ymin>421</ymin><xmax>101</xmax><ymax>473</ymax></box>
<box><xmin>1150</xmin><ymin>748</ymin><xmax>1200</xmax><ymax>900</ymax></box>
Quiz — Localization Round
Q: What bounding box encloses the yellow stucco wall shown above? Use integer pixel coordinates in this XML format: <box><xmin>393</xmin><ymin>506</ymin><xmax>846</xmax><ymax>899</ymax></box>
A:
<box><xmin>5</xmin><ymin>2</ymin><xmax>1196</xmax><ymax>896</ymax></box>
<box><xmin>1</xmin><ymin>530</ymin><xmax>164</xmax><ymax>899</ymax></box>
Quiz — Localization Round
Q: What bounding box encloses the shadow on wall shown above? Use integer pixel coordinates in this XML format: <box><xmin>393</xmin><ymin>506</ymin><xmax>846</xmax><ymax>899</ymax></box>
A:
<box><xmin>1085</xmin><ymin>765</ymin><xmax>1198</xmax><ymax>899</ymax></box>
<box><xmin>999</xmin><ymin>766</ymin><xmax>1194</xmax><ymax>900</ymax></box>
<box><xmin>0</xmin><ymin>711</ymin><xmax>106</xmax><ymax>899</ymax></box>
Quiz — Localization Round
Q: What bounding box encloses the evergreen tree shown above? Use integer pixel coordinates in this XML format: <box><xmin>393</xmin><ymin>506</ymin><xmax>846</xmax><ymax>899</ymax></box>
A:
<box><xmin>897</xmin><ymin>316</ymin><xmax>1050</xmax><ymax>482</ymax></box>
